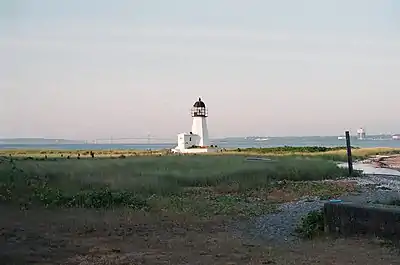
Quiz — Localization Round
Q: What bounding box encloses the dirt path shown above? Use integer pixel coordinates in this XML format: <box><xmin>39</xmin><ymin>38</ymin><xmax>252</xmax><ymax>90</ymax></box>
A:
<box><xmin>1</xmin><ymin>206</ymin><xmax>400</xmax><ymax>265</ymax></box>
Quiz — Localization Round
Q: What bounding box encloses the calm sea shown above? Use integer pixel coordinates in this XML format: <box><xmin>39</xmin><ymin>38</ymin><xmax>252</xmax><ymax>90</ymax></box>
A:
<box><xmin>2</xmin><ymin>137</ymin><xmax>400</xmax><ymax>150</ymax></box>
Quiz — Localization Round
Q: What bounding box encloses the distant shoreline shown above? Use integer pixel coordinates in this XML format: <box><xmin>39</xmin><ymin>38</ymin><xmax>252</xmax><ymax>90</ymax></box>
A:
<box><xmin>2</xmin><ymin>136</ymin><xmax>400</xmax><ymax>151</ymax></box>
<box><xmin>0</xmin><ymin>143</ymin><xmax>176</xmax><ymax>151</ymax></box>
<box><xmin>0</xmin><ymin>134</ymin><xmax>399</xmax><ymax>146</ymax></box>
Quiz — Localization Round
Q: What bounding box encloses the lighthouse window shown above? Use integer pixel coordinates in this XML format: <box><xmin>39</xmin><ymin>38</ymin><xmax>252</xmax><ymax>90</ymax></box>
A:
<box><xmin>189</xmin><ymin>137</ymin><xmax>192</xmax><ymax>141</ymax></box>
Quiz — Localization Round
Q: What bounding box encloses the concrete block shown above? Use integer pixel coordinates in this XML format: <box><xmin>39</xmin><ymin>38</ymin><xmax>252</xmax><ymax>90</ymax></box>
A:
<box><xmin>324</xmin><ymin>201</ymin><xmax>400</xmax><ymax>241</ymax></box>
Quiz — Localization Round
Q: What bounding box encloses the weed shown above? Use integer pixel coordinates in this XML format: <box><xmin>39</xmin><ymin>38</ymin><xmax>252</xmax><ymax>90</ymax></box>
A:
<box><xmin>295</xmin><ymin>209</ymin><xmax>325</xmax><ymax>239</ymax></box>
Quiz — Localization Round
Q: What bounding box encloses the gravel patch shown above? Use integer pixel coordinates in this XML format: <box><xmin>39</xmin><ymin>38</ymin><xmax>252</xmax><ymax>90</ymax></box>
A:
<box><xmin>346</xmin><ymin>174</ymin><xmax>400</xmax><ymax>192</ymax></box>
<box><xmin>239</xmin><ymin>198</ymin><xmax>325</xmax><ymax>245</ymax></box>
<box><xmin>339</xmin><ymin>175</ymin><xmax>400</xmax><ymax>204</ymax></box>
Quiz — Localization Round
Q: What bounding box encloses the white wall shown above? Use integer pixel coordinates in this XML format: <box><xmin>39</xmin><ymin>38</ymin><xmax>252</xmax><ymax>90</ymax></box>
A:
<box><xmin>177</xmin><ymin>133</ymin><xmax>200</xmax><ymax>149</ymax></box>
<box><xmin>191</xmin><ymin>117</ymin><xmax>209</xmax><ymax>146</ymax></box>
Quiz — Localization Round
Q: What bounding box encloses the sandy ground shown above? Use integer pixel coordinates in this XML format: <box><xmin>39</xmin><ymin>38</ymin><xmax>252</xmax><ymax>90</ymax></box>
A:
<box><xmin>1</xmin><ymin>206</ymin><xmax>400</xmax><ymax>265</ymax></box>
<box><xmin>382</xmin><ymin>155</ymin><xmax>400</xmax><ymax>168</ymax></box>
<box><xmin>368</xmin><ymin>155</ymin><xmax>400</xmax><ymax>169</ymax></box>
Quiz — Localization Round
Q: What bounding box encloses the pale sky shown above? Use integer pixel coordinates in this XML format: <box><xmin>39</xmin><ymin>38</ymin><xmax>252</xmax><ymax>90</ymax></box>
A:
<box><xmin>1</xmin><ymin>0</ymin><xmax>400</xmax><ymax>140</ymax></box>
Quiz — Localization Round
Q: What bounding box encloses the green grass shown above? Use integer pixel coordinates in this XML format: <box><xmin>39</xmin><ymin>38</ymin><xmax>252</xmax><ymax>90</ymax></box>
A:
<box><xmin>0</xmin><ymin>155</ymin><xmax>358</xmax><ymax>217</ymax></box>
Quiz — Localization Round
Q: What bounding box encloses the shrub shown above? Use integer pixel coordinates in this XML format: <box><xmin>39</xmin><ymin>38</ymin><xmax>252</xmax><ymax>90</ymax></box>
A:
<box><xmin>295</xmin><ymin>209</ymin><xmax>325</xmax><ymax>239</ymax></box>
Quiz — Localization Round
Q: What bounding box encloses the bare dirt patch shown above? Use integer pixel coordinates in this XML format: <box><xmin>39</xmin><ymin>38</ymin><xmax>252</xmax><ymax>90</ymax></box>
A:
<box><xmin>1</xmin><ymin>206</ymin><xmax>399</xmax><ymax>265</ymax></box>
<box><xmin>382</xmin><ymin>155</ymin><xmax>400</xmax><ymax>169</ymax></box>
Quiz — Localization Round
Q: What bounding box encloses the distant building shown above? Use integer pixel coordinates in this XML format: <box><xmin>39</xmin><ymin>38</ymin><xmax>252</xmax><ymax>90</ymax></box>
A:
<box><xmin>171</xmin><ymin>98</ymin><xmax>216</xmax><ymax>154</ymax></box>
<box><xmin>393</xmin><ymin>134</ymin><xmax>400</xmax><ymax>140</ymax></box>
<box><xmin>356</xmin><ymin>127</ymin><xmax>366</xmax><ymax>140</ymax></box>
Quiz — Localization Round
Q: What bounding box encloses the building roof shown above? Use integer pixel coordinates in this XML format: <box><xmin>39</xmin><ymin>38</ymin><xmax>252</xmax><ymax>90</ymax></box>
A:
<box><xmin>193</xmin><ymin>97</ymin><xmax>206</xmax><ymax>108</ymax></box>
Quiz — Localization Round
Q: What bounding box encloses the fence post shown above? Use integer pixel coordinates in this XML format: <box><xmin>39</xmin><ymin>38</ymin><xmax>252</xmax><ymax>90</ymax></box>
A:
<box><xmin>345</xmin><ymin>131</ymin><xmax>353</xmax><ymax>176</ymax></box>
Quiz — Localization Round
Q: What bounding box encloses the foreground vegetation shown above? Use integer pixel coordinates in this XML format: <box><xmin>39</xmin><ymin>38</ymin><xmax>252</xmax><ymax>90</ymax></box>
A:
<box><xmin>2</xmin><ymin>150</ymin><xmax>399</xmax><ymax>264</ymax></box>
<box><xmin>1</xmin><ymin>146</ymin><xmax>391</xmax><ymax>216</ymax></box>
<box><xmin>296</xmin><ymin>209</ymin><xmax>325</xmax><ymax>239</ymax></box>
<box><xmin>0</xmin><ymin>155</ymin><xmax>357</xmax><ymax>217</ymax></box>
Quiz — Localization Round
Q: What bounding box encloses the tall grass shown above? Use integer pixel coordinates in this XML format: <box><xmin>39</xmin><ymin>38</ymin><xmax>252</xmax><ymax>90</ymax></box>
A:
<box><xmin>1</xmin><ymin>156</ymin><xmax>349</xmax><ymax>193</ymax></box>
<box><xmin>0</xmin><ymin>155</ymin><xmax>364</xmax><ymax>217</ymax></box>
<box><xmin>0</xmin><ymin>146</ymin><xmax>390</xmax><ymax>216</ymax></box>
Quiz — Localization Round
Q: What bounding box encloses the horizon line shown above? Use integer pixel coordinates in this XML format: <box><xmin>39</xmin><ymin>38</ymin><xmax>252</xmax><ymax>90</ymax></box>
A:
<box><xmin>0</xmin><ymin>134</ymin><xmax>397</xmax><ymax>142</ymax></box>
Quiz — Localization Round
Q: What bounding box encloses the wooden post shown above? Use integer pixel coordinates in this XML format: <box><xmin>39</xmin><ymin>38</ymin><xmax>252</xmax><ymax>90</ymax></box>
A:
<box><xmin>345</xmin><ymin>131</ymin><xmax>353</xmax><ymax>176</ymax></box>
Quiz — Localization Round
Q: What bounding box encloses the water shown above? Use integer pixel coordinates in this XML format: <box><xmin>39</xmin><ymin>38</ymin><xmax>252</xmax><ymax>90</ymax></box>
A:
<box><xmin>0</xmin><ymin>143</ymin><xmax>174</xmax><ymax>151</ymax></box>
<box><xmin>1</xmin><ymin>136</ymin><xmax>400</xmax><ymax>150</ymax></box>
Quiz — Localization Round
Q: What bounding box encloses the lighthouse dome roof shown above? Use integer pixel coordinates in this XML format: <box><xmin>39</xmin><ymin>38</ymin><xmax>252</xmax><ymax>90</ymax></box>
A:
<box><xmin>193</xmin><ymin>97</ymin><xmax>206</xmax><ymax>108</ymax></box>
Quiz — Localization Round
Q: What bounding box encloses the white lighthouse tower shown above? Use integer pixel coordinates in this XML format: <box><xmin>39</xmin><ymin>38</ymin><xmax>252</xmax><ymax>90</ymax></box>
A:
<box><xmin>172</xmin><ymin>97</ymin><xmax>215</xmax><ymax>154</ymax></box>
<box><xmin>191</xmin><ymin>97</ymin><xmax>209</xmax><ymax>147</ymax></box>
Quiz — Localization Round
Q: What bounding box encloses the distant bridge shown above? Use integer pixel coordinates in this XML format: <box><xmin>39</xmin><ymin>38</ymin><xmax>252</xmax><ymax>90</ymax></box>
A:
<box><xmin>85</xmin><ymin>137</ymin><xmax>264</xmax><ymax>145</ymax></box>
<box><xmin>87</xmin><ymin>136</ymin><xmax>175</xmax><ymax>144</ymax></box>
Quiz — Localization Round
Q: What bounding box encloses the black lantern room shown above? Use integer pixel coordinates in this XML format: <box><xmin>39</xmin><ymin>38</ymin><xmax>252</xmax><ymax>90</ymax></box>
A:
<box><xmin>191</xmin><ymin>97</ymin><xmax>208</xmax><ymax>117</ymax></box>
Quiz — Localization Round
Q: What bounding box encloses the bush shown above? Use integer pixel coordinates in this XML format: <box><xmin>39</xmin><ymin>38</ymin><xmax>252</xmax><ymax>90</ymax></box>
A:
<box><xmin>0</xmin><ymin>177</ymin><xmax>149</xmax><ymax>210</ymax></box>
<box><xmin>295</xmin><ymin>209</ymin><xmax>325</xmax><ymax>239</ymax></box>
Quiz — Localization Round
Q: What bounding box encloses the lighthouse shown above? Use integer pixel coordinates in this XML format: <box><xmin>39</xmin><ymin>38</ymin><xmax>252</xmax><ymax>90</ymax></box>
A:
<box><xmin>172</xmin><ymin>97</ymin><xmax>215</xmax><ymax>154</ymax></box>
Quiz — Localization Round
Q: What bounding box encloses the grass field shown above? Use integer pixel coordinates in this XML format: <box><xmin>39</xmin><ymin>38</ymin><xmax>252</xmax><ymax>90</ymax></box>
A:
<box><xmin>1</xmin><ymin>149</ymin><xmax>399</xmax><ymax>264</ymax></box>
<box><xmin>0</xmin><ymin>155</ymin><xmax>354</xmax><ymax>216</ymax></box>
<box><xmin>3</xmin><ymin>146</ymin><xmax>400</xmax><ymax>161</ymax></box>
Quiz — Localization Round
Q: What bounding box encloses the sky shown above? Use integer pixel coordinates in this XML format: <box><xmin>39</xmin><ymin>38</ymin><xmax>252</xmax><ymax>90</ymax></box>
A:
<box><xmin>1</xmin><ymin>0</ymin><xmax>400</xmax><ymax>140</ymax></box>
